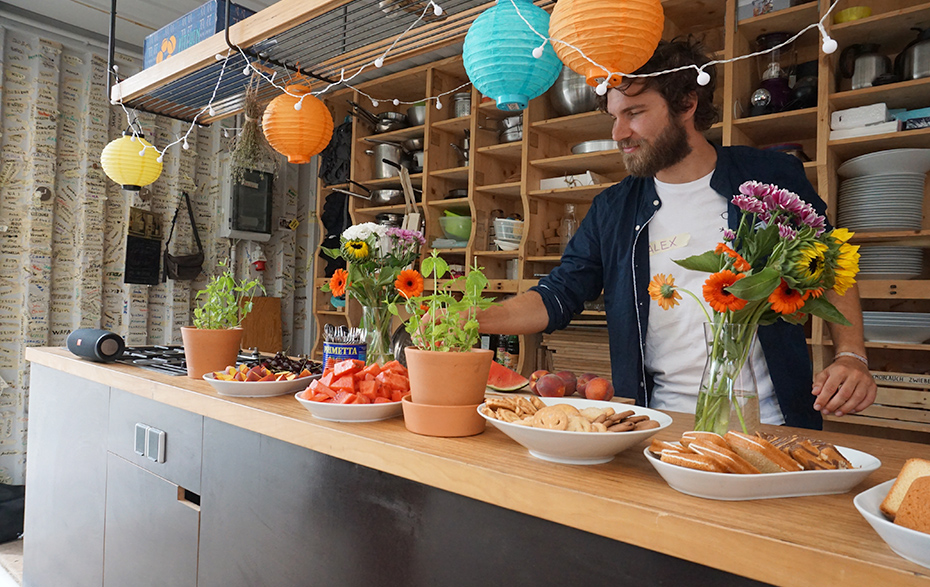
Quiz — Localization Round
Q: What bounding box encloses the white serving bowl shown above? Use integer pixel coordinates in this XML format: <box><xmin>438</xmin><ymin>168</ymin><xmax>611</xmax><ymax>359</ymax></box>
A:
<box><xmin>478</xmin><ymin>397</ymin><xmax>672</xmax><ymax>465</ymax></box>
<box><xmin>855</xmin><ymin>479</ymin><xmax>930</xmax><ymax>569</ymax></box>
<box><xmin>203</xmin><ymin>372</ymin><xmax>320</xmax><ymax>398</ymax></box>
<box><xmin>645</xmin><ymin>445</ymin><xmax>880</xmax><ymax>500</ymax></box>
<box><xmin>295</xmin><ymin>390</ymin><xmax>403</xmax><ymax>422</ymax></box>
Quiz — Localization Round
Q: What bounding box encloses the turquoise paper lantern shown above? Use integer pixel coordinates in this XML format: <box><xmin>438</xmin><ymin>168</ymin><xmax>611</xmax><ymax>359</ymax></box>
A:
<box><xmin>463</xmin><ymin>0</ymin><xmax>562</xmax><ymax>111</ymax></box>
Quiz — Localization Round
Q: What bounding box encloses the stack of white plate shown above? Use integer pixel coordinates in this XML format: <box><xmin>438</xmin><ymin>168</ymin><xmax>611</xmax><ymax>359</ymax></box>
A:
<box><xmin>836</xmin><ymin>148</ymin><xmax>930</xmax><ymax>232</ymax></box>
<box><xmin>837</xmin><ymin>173</ymin><xmax>925</xmax><ymax>231</ymax></box>
<box><xmin>858</xmin><ymin>246</ymin><xmax>924</xmax><ymax>280</ymax></box>
<box><xmin>862</xmin><ymin>311</ymin><xmax>930</xmax><ymax>344</ymax></box>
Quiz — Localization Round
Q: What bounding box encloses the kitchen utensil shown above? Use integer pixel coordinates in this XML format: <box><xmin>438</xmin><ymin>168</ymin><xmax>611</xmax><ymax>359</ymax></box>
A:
<box><xmin>296</xmin><ymin>391</ymin><xmax>403</xmax><ymax>422</ymax></box>
<box><xmin>369</xmin><ymin>189</ymin><xmax>407</xmax><ymax>206</ymax></box>
<box><xmin>330</xmin><ymin>179</ymin><xmax>374</xmax><ymax>200</ymax></box>
<box><xmin>840</xmin><ymin>43</ymin><xmax>890</xmax><ymax>90</ymax></box>
<box><xmin>445</xmin><ymin>188</ymin><xmax>468</xmax><ymax>199</ymax></box>
<box><xmin>450</xmin><ymin>142</ymin><xmax>469</xmax><ymax>166</ymax></box>
<box><xmin>498</xmin><ymin>115</ymin><xmax>523</xmax><ymax>131</ymax></box>
<box><xmin>571</xmin><ymin>139</ymin><xmax>619</xmax><ymax>154</ymax></box>
<box><xmin>498</xmin><ymin>125</ymin><xmax>523</xmax><ymax>143</ymax></box>
<box><xmin>439</xmin><ymin>216</ymin><xmax>472</xmax><ymax>240</ymax></box>
<box><xmin>366</xmin><ymin>143</ymin><xmax>408</xmax><ymax>179</ymax></box>
<box><xmin>410</xmin><ymin>150</ymin><xmax>425</xmax><ymax>173</ymax></box>
<box><xmin>895</xmin><ymin>28</ymin><xmax>930</xmax><ymax>81</ymax></box>
<box><xmin>786</xmin><ymin>60</ymin><xmax>818</xmax><ymax>110</ymax></box>
<box><xmin>375</xmin><ymin>212</ymin><xmax>404</xmax><ymax>227</ymax></box>
<box><xmin>453</xmin><ymin>92</ymin><xmax>472</xmax><ymax>117</ymax></box>
<box><xmin>834</xmin><ymin>6</ymin><xmax>871</xmax><ymax>23</ymax></box>
<box><xmin>750</xmin><ymin>32</ymin><xmax>793</xmax><ymax>116</ymax></box>
<box><xmin>406</xmin><ymin>103</ymin><xmax>427</xmax><ymax>126</ymax></box>
<box><xmin>347</xmin><ymin>100</ymin><xmax>408</xmax><ymax>133</ymax></box>
<box><xmin>381</xmin><ymin>158</ymin><xmax>421</xmax><ymax>232</ymax></box>
<box><xmin>548</xmin><ymin>65</ymin><xmax>598</xmax><ymax>116</ymax></box>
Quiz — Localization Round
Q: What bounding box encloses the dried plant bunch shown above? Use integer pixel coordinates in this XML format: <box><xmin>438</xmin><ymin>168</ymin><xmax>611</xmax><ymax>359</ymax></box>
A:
<box><xmin>231</xmin><ymin>73</ymin><xmax>277</xmax><ymax>183</ymax></box>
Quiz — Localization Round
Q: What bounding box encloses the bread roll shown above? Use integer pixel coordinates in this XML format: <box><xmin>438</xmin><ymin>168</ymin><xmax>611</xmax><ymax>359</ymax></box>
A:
<box><xmin>724</xmin><ymin>431</ymin><xmax>803</xmax><ymax>474</ymax></box>
<box><xmin>894</xmin><ymin>476</ymin><xmax>930</xmax><ymax>534</ymax></box>
<box><xmin>881</xmin><ymin>458</ymin><xmax>930</xmax><ymax>519</ymax></box>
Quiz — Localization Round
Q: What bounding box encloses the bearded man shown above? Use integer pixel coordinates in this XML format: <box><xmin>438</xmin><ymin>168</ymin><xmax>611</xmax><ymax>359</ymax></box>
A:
<box><xmin>476</xmin><ymin>39</ymin><xmax>875</xmax><ymax>429</ymax></box>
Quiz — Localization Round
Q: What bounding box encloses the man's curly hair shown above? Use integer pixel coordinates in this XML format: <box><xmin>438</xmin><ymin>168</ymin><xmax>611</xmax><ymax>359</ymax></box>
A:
<box><xmin>596</xmin><ymin>37</ymin><xmax>719</xmax><ymax>132</ymax></box>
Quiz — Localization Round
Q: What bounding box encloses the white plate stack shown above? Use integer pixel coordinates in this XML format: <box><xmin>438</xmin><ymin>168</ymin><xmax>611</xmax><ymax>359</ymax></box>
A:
<box><xmin>858</xmin><ymin>246</ymin><xmax>924</xmax><ymax>280</ymax></box>
<box><xmin>862</xmin><ymin>311</ymin><xmax>930</xmax><ymax>344</ymax></box>
<box><xmin>836</xmin><ymin>148</ymin><xmax>930</xmax><ymax>232</ymax></box>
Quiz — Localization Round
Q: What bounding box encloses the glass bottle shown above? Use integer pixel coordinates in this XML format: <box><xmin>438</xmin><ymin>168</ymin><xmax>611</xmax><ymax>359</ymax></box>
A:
<box><xmin>496</xmin><ymin>335</ymin><xmax>511</xmax><ymax>368</ymax></box>
<box><xmin>560</xmin><ymin>204</ymin><xmax>577</xmax><ymax>253</ymax></box>
<box><xmin>507</xmin><ymin>335</ymin><xmax>520</xmax><ymax>370</ymax></box>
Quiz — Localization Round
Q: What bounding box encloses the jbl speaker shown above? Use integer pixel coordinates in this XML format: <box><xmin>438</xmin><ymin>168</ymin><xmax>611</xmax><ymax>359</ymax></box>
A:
<box><xmin>66</xmin><ymin>329</ymin><xmax>125</xmax><ymax>363</ymax></box>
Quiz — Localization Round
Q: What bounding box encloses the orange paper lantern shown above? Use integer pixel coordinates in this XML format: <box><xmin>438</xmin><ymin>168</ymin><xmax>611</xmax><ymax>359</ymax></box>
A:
<box><xmin>549</xmin><ymin>0</ymin><xmax>665</xmax><ymax>88</ymax></box>
<box><xmin>262</xmin><ymin>85</ymin><xmax>334</xmax><ymax>164</ymax></box>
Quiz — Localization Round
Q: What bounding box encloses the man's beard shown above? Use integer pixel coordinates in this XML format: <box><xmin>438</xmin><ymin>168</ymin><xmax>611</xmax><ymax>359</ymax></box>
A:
<box><xmin>619</xmin><ymin>115</ymin><xmax>692</xmax><ymax>178</ymax></box>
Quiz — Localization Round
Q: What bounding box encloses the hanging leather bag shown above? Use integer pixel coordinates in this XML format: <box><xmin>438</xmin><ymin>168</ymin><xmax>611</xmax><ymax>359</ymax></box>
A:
<box><xmin>163</xmin><ymin>191</ymin><xmax>204</xmax><ymax>281</ymax></box>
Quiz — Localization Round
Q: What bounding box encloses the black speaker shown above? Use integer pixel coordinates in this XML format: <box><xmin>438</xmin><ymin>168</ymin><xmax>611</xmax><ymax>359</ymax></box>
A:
<box><xmin>66</xmin><ymin>329</ymin><xmax>125</xmax><ymax>363</ymax></box>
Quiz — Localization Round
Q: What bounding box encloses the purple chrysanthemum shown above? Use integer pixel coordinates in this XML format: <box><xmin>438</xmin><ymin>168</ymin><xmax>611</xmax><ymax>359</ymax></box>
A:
<box><xmin>764</xmin><ymin>188</ymin><xmax>803</xmax><ymax>213</ymax></box>
<box><xmin>778</xmin><ymin>224</ymin><xmax>797</xmax><ymax>240</ymax></box>
<box><xmin>738</xmin><ymin>181</ymin><xmax>777</xmax><ymax>199</ymax></box>
<box><xmin>732</xmin><ymin>194</ymin><xmax>766</xmax><ymax>214</ymax></box>
<box><xmin>722</xmin><ymin>228</ymin><xmax>736</xmax><ymax>241</ymax></box>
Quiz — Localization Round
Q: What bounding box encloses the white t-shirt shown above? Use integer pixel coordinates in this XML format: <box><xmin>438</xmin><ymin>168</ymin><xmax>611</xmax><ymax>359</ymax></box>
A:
<box><xmin>644</xmin><ymin>171</ymin><xmax>785</xmax><ymax>425</ymax></box>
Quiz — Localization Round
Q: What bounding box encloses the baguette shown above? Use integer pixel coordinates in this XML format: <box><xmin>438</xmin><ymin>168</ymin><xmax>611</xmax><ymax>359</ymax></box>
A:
<box><xmin>724</xmin><ymin>431</ymin><xmax>803</xmax><ymax>474</ymax></box>
<box><xmin>881</xmin><ymin>458</ymin><xmax>930</xmax><ymax>519</ymax></box>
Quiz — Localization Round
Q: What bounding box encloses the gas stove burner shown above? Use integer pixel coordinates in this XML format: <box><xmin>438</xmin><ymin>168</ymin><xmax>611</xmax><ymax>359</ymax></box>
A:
<box><xmin>115</xmin><ymin>345</ymin><xmax>189</xmax><ymax>376</ymax></box>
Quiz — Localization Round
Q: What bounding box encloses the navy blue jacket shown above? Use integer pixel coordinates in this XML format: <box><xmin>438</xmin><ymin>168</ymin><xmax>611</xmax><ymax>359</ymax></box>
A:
<box><xmin>531</xmin><ymin>145</ymin><xmax>826</xmax><ymax>429</ymax></box>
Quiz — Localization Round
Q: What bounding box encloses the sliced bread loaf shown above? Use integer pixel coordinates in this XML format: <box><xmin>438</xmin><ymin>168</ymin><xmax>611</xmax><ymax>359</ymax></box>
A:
<box><xmin>881</xmin><ymin>458</ymin><xmax>930</xmax><ymax>519</ymax></box>
<box><xmin>894</xmin><ymin>475</ymin><xmax>930</xmax><ymax>534</ymax></box>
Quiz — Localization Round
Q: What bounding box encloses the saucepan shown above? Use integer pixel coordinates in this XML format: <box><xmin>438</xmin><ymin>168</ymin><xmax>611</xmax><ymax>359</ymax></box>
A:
<box><xmin>407</xmin><ymin>103</ymin><xmax>427</xmax><ymax>126</ymax></box>
<box><xmin>347</xmin><ymin>100</ymin><xmax>408</xmax><ymax>133</ymax></box>
<box><xmin>365</xmin><ymin>136</ymin><xmax>424</xmax><ymax>153</ymax></box>
<box><xmin>330</xmin><ymin>179</ymin><xmax>373</xmax><ymax>200</ymax></box>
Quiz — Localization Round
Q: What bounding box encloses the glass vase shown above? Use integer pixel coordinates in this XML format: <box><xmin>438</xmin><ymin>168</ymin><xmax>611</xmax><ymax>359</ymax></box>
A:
<box><xmin>361</xmin><ymin>304</ymin><xmax>394</xmax><ymax>366</ymax></box>
<box><xmin>694</xmin><ymin>322</ymin><xmax>760</xmax><ymax>436</ymax></box>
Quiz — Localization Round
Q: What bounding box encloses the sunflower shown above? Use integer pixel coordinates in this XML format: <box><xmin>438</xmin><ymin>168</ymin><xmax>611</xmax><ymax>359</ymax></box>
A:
<box><xmin>832</xmin><ymin>230</ymin><xmax>860</xmax><ymax>296</ymax></box>
<box><xmin>787</xmin><ymin>241</ymin><xmax>828</xmax><ymax>287</ymax></box>
<box><xmin>329</xmin><ymin>268</ymin><xmax>348</xmax><ymax>298</ymax></box>
<box><xmin>703</xmin><ymin>270</ymin><xmax>748</xmax><ymax>313</ymax></box>
<box><xmin>768</xmin><ymin>280</ymin><xmax>807</xmax><ymax>315</ymax></box>
<box><xmin>648</xmin><ymin>273</ymin><xmax>682</xmax><ymax>310</ymax></box>
<box><xmin>395</xmin><ymin>269</ymin><xmax>424</xmax><ymax>299</ymax></box>
<box><xmin>341</xmin><ymin>239</ymin><xmax>370</xmax><ymax>262</ymax></box>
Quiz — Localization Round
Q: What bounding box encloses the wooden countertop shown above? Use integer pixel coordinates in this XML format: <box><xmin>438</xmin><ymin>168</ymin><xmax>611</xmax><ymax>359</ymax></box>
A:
<box><xmin>26</xmin><ymin>347</ymin><xmax>930</xmax><ymax>587</ymax></box>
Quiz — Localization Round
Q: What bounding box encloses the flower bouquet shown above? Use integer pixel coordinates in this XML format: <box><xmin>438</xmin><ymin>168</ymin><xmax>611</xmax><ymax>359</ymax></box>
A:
<box><xmin>649</xmin><ymin>181</ymin><xmax>860</xmax><ymax>435</ymax></box>
<box><xmin>322</xmin><ymin>222</ymin><xmax>424</xmax><ymax>364</ymax></box>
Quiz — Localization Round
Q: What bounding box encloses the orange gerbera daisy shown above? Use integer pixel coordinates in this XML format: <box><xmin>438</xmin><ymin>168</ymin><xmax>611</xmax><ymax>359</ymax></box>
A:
<box><xmin>395</xmin><ymin>269</ymin><xmax>424</xmax><ymax>299</ymax></box>
<box><xmin>703</xmin><ymin>270</ymin><xmax>748</xmax><ymax>313</ymax></box>
<box><xmin>329</xmin><ymin>268</ymin><xmax>348</xmax><ymax>297</ymax></box>
<box><xmin>648</xmin><ymin>273</ymin><xmax>682</xmax><ymax>310</ymax></box>
<box><xmin>715</xmin><ymin>242</ymin><xmax>750</xmax><ymax>272</ymax></box>
<box><xmin>768</xmin><ymin>280</ymin><xmax>807</xmax><ymax>315</ymax></box>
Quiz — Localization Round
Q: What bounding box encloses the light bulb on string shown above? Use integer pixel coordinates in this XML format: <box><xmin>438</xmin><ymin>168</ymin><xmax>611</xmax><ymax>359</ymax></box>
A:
<box><xmin>435</xmin><ymin>99</ymin><xmax>442</xmax><ymax>110</ymax></box>
<box><xmin>294</xmin><ymin>98</ymin><xmax>303</xmax><ymax>111</ymax></box>
<box><xmin>532</xmin><ymin>44</ymin><xmax>544</xmax><ymax>59</ymax></box>
<box><xmin>375</xmin><ymin>57</ymin><xmax>384</xmax><ymax>68</ymax></box>
<box><xmin>223</xmin><ymin>128</ymin><xmax>229</xmax><ymax>138</ymax></box>
<box><xmin>243</xmin><ymin>65</ymin><xmax>251</xmax><ymax>76</ymax></box>
<box><xmin>209</xmin><ymin>106</ymin><xmax>215</xmax><ymax>116</ymax></box>
<box><xmin>696</xmin><ymin>68</ymin><xmax>711</xmax><ymax>86</ymax></box>
<box><xmin>595</xmin><ymin>80</ymin><xmax>609</xmax><ymax>96</ymax></box>
<box><xmin>183</xmin><ymin>139</ymin><xmax>189</xmax><ymax>150</ymax></box>
<box><xmin>821</xmin><ymin>31</ymin><xmax>837</xmax><ymax>54</ymax></box>
<box><xmin>156</xmin><ymin>154</ymin><xmax>164</xmax><ymax>163</ymax></box>
<box><xmin>371</xmin><ymin>99</ymin><xmax>379</xmax><ymax>107</ymax></box>
<box><xmin>215</xmin><ymin>53</ymin><xmax>224</xmax><ymax>60</ymax></box>
<box><xmin>393</xmin><ymin>99</ymin><xmax>400</xmax><ymax>106</ymax></box>
<box><xmin>433</xmin><ymin>2</ymin><xmax>442</xmax><ymax>16</ymax></box>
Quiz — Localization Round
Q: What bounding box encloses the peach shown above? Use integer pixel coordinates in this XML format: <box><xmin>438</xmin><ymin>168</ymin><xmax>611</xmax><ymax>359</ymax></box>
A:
<box><xmin>576</xmin><ymin>373</ymin><xmax>598</xmax><ymax>397</ymax></box>
<box><xmin>555</xmin><ymin>371</ymin><xmax>577</xmax><ymax>396</ymax></box>
<box><xmin>584</xmin><ymin>377</ymin><xmax>614</xmax><ymax>401</ymax></box>
<box><xmin>529</xmin><ymin>370</ymin><xmax>550</xmax><ymax>396</ymax></box>
<box><xmin>535</xmin><ymin>373</ymin><xmax>567</xmax><ymax>397</ymax></box>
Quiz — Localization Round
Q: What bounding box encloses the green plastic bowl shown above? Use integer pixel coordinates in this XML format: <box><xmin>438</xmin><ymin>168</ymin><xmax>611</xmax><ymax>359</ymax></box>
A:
<box><xmin>439</xmin><ymin>216</ymin><xmax>472</xmax><ymax>240</ymax></box>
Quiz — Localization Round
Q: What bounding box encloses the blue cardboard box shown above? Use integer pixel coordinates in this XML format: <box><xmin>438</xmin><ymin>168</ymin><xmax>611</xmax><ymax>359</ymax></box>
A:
<box><xmin>143</xmin><ymin>0</ymin><xmax>255</xmax><ymax>69</ymax></box>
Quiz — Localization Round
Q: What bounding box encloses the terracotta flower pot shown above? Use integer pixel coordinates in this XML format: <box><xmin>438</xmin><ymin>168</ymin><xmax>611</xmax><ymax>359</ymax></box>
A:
<box><xmin>404</xmin><ymin>347</ymin><xmax>494</xmax><ymax>406</ymax></box>
<box><xmin>181</xmin><ymin>326</ymin><xmax>243</xmax><ymax>379</ymax></box>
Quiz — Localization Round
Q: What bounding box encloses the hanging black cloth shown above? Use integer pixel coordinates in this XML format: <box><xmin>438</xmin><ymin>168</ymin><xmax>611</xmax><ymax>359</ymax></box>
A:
<box><xmin>318</xmin><ymin>119</ymin><xmax>352</xmax><ymax>186</ymax></box>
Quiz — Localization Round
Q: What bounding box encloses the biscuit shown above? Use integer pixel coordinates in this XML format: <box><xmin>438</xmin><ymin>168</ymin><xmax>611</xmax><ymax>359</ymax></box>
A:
<box><xmin>533</xmin><ymin>406</ymin><xmax>570</xmax><ymax>430</ymax></box>
<box><xmin>633</xmin><ymin>419</ymin><xmax>660</xmax><ymax>431</ymax></box>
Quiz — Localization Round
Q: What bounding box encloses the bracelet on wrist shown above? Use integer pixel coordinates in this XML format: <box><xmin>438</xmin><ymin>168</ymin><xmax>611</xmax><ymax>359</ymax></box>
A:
<box><xmin>835</xmin><ymin>351</ymin><xmax>868</xmax><ymax>368</ymax></box>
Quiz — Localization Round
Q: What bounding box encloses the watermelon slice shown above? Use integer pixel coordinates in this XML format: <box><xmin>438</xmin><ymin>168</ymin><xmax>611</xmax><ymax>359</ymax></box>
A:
<box><xmin>487</xmin><ymin>361</ymin><xmax>529</xmax><ymax>392</ymax></box>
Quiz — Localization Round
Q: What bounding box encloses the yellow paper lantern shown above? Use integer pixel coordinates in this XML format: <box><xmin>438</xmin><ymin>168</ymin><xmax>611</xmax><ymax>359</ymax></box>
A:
<box><xmin>549</xmin><ymin>0</ymin><xmax>665</xmax><ymax>88</ymax></box>
<box><xmin>262</xmin><ymin>85</ymin><xmax>334</xmax><ymax>164</ymax></box>
<box><xmin>100</xmin><ymin>134</ymin><xmax>163</xmax><ymax>190</ymax></box>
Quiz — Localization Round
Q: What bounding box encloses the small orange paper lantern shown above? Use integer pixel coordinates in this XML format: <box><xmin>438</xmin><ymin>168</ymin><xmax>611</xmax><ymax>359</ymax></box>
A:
<box><xmin>262</xmin><ymin>85</ymin><xmax>334</xmax><ymax>164</ymax></box>
<box><xmin>549</xmin><ymin>0</ymin><xmax>665</xmax><ymax>88</ymax></box>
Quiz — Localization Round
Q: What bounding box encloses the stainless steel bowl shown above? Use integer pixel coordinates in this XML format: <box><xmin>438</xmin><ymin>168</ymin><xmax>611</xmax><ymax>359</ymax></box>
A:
<box><xmin>406</xmin><ymin>104</ymin><xmax>426</xmax><ymax>126</ymax></box>
<box><xmin>571</xmin><ymin>139</ymin><xmax>619</xmax><ymax>154</ymax></box>
<box><xmin>375</xmin><ymin>212</ymin><xmax>404</xmax><ymax>227</ymax></box>
<box><xmin>549</xmin><ymin>66</ymin><xmax>598</xmax><ymax>116</ymax></box>
<box><xmin>499</xmin><ymin>125</ymin><xmax>523</xmax><ymax>144</ymax></box>
<box><xmin>370</xmin><ymin>189</ymin><xmax>406</xmax><ymax>206</ymax></box>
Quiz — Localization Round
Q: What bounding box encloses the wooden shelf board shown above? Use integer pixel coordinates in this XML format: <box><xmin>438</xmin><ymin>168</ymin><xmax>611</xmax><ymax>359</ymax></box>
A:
<box><xmin>431</xmin><ymin>116</ymin><xmax>471</xmax><ymax>134</ymax></box>
<box><xmin>316</xmin><ymin>310</ymin><xmax>347</xmax><ymax>316</ymax></box>
<box><xmin>857</xmin><ymin>280</ymin><xmax>930</xmax><ymax>299</ymax></box>
<box><xmin>830</xmin><ymin>2</ymin><xmax>930</xmax><ymax>52</ymax></box>
<box><xmin>357</xmin><ymin>125</ymin><xmax>424</xmax><ymax>143</ymax></box>
<box><xmin>433</xmin><ymin>247</ymin><xmax>468</xmax><ymax>254</ymax></box>
<box><xmin>353</xmin><ymin>202</ymin><xmax>423</xmax><ymax>216</ymax></box>
<box><xmin>473</xmin><ymin>250</ymin><xmax>519</xmax><ymax>258</ymax></box>
<box><xmin>486</xmin><ymin>280</ymin><xmax>519</xmax><ymax>293</ymax></box>
<box><xmin>430</xmin><ymin>166</ymin><xmax>469</xmax><ymax>180</ymax></box>
<box><xmin>735</xmin><ymin>2</ymin><xmax>820</xmax><ymax>40</ymax></box>
<box><xmin>731</xmin><ymin>107</ymin><xmax>818</xmax><ymax>146</ymax></box>
<box><xmin>477</xmin><ymin>99</ymin><xmax>521</xmax><ymax>120</ymax></box>
<box><xmin>476</xmin><ymin>141</ymin><xmax>523</xmax><ymax>162</ymax></box>
<box><xmin>525</xmin><ymin>256</ymin><xmax>562</xmax><ymax>263</ymax></box>
<box><xmin>831</xmin><ymin>77</ymin><xmax>930</xmax><ymax>111</ymax></box>
<box><xmin>530</xmin><ymin>111</ymin><xmax>614</xmax><ymax>144</ymax></box>
<box><xmin>530</xmin><ymin>149</ymin><xmax>626</xmax><ymax>176</ymax></box>
<box><xmin>803</xmin><ymin>160</ymin><xmax>818</xmax><ymax>185</ymax></box>
<box><xmin>852</xmin><ymin>229</ymin><xmax>930</xmax><ymax>248</ymax></box>
<box><xmin>475</xmin><ymin>182</ymin><xmax>522</xmax><ymax>198</ymax></box>
<box><xmin>824</xmin><ymin>413</ymin><xmax>930</xmax><ymax>433</ymax></box>
<box><xmin>364</xmin><ymin>174</ymin><xmax>424</xmax><ymax>188</ymax></box>
<box><xmin>426</xmin><ymin>197</ymin><xmax>469</xmax><ymax>208</ymax></box>
<box><xmin>829</xmin><ymin>126</ymin><xmax>930</xmax><ymax>160</ymax></box>
<box><xmin>528</xmin><ymin>182</ymin><xmax>619</xmax><ymax>203</ymax></box>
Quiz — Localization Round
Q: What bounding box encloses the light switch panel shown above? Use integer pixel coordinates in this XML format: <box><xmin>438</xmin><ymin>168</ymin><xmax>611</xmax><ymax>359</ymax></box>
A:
<box><xmin>146</xmin><ymin>427</ymin><xmax>166</xmax><ymax>463</ymax></box>
<box><xmin>134</xmin><ymin>423</ymin><xmax>150</xmax><ymax>456</ymax></box>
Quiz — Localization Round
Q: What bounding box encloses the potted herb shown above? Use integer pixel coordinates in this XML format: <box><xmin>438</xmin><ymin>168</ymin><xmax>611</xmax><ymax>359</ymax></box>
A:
<box><xmin>388</xmin><ymin>251</ymin><xmax>498</xmax><ymax>407</ymax></box>
<box><xmin>181</xmin><ymin>259</ymin><xmax>264</xmax><ymax>379</ymax></box>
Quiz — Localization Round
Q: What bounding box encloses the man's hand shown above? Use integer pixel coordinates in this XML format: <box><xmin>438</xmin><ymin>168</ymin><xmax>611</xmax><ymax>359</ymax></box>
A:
<box><xmin>811</xmin><ymin>356</ymin><xmax>876</xmax><ymax>417</ymax></box>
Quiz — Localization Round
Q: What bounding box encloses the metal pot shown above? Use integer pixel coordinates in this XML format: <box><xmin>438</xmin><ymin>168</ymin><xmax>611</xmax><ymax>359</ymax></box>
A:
<box><xmin>402</xmin><ymin>137</ymin><xmax>425</xmax><ymax>152</ymax></box>
<box><xmin>407</xmin><ymin>104</ymin><xmax>427</xmax><ymax>126</ymax></box>
<box><xmin>548</xmin><ymin>65</ymin><xmax>598</xmax><ymax>116</ymax></box>
<box><xmin>410</xmin><ymin>150</ymin><xmax>425</xmax><ymax>172</ymax></box>
<box><xmin>348</xmin><ymin>100</ymin><xmax>409</xmax><ymax>133</ymax></box>
<box><xmin>369</xmin><ymin>189</ymin><xmax>406</xmax><ymax>206</ymax></box>
<box><xmin>375</xmin><ymin>212</ymin><xmax>404</xmax><ymax>227</ymax></box>
<box><xmin>498</xmin><ymin>115</ymin><xmax>523</xmax><ymax>131</ymax></box>
<box><xmin>498</xmin><ymin>125</ymin><xmax>523</xmax><ymax>144</ymax></box>
<box><xmin>366</xmin><ymin>143</ymin><xmax>408</xmax><ymax>179</ymax></box>
<box><xmin>895</xmin><ymin>28</ymin><xmax>930</xmax><ymax>81</ymax></box>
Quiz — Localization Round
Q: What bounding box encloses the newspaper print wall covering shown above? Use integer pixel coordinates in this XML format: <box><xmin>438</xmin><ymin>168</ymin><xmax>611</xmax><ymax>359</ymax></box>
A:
<box><xmin>0</xmin><ymin>25</ymin><xmax>317</xmax><ymax>484</ymax></box>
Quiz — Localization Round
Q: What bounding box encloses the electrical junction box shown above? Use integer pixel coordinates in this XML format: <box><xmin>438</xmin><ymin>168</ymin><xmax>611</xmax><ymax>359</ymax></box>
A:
<box><xmin>219</xmin><ymin>154</ymin><xmax>274</xmax><ymax>242</ymax></box>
